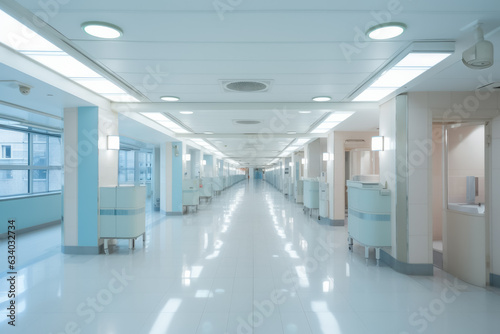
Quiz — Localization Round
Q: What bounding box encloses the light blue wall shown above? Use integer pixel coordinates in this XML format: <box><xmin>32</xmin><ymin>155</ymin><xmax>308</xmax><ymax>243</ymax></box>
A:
<box><xmin>0</xmin><ymin>194</ymin><xmax>61</xmax><ymax>234</ymax></box>
<box><xmin>172</xmin><ymin>142</ymin><xmax>183</xmax><ymax>212</ymax></box>
<box><xmin>77</xmin><ymin>107</ymin><xmax>99</xmax><ymax>247</ymax></box>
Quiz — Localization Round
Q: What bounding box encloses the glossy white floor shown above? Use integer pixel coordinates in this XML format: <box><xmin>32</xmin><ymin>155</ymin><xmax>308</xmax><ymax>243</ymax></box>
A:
<box><xmin>1</xmin><ymin>180</ymin><xmax>500</xmax><ymax>334</ymax></box>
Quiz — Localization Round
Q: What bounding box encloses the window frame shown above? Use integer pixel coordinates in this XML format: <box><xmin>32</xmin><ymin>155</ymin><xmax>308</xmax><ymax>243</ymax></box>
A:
<box><xmin>0</xmin><ymin>124</ymin><xmax>62</xmax><ymax>198</ymax></box>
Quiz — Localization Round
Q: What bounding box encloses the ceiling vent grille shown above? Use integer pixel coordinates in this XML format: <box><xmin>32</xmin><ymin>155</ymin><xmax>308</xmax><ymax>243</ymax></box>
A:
<box><xmin>221</xmin><ymin>80</ymin><xmax>272</xmax><ymax>93</ymax></box>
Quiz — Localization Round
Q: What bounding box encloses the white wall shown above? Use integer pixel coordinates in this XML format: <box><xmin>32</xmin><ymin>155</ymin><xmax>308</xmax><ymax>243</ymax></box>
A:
<box><xmin>160</xmin><ymin>143</ymin><xmax>173</xmax><ymax>212</ymax></box>
<box><xmin>379</xmin><ymin>98</ymin><xmax>398</xmax><ymax>259</ymax></box>
<box><xmin>305</xmin><ymin>139</ymin><xmax>321</xmax><ymax>178</ymax></box>
<box><xmin>407</xmin><ymin>92</ymin><xmax>433</xmax><ymax>264</ymax></box>
<box><xmin>98</xmin><ymin>107</ymin><xmax>119</xmax><ymax>187</ymax></box>
<box><xmin>432</xmin><ymin>124</ymin><xmax>444</xmax><ymax>241</ymax></box>
<box><xmin>490</xmin><ymin>113</ymin><xmax>500</xmax><ymax>278</ymax></box>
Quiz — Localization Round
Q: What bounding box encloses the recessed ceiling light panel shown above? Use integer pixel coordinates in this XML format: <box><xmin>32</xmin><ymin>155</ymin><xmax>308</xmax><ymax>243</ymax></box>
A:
<box><xmin>366</xmin><ymin>22</ymin><xmax>406</xmax><ymax>40</ymax></box>
<box><xmin>161</xmin><ymin>96</ymin><xmax>180</xmax><ymax>102</ymax></box>
<box><xmin>312</xmin><ymin>96</ymin><xmax>331</xmax><ymax>102</ymax></box>
<box><xmin>180</xmin><ymin>111</ymin><xmax>193</xmax><ymax>114</ymax></box>
<box><xmin>82</xmin><ymin>21</ymin><xmax>123</xmax><ymax>39</ymax></box>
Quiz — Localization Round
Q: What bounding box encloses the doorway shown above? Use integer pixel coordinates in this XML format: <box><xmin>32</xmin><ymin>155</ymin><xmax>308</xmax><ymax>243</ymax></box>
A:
<box><xmin>432</xmin><ymin>122</ymin><xmax>489</xmax><ymax>286</ymax></box>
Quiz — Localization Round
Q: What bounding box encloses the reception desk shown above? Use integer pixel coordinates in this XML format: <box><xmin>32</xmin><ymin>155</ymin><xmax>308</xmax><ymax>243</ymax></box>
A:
<box><xmin>347</xmin><ymin>180</ymin><xmax>391</xmax><ymax>260</ymax></box>
<box><xmin>100</xmin><ymin>185</ymin><xmax>146</xmax><ymax>254</ymax></box>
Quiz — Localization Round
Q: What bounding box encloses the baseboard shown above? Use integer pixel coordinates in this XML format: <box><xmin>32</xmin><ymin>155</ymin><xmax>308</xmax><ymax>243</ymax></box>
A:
<box><xmin>317</xmin><ymin>217</ymin><xmax>345</xmax><ymax>226</ymax></box>
<box><xmin>380</xmin><ymin>249</ymin><xmax>434</xmax><ymax>276</ymax></box>
<box><xmin>62</xmin><ymin>244</ymin><xmax>103</xmax><ymax>255</ymax></box>
<box><xmin>0</xmin><ymin>220</ymin><xmax>61</xmax><ymax>239</ymax></box>
<box><xmin>165</xmin><ymin>211</ymin><xmax>183</xmax><ymax>216</ymax></box>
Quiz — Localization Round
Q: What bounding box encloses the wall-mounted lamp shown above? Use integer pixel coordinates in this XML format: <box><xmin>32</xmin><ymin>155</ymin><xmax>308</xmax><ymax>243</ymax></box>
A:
<box><xmin>202</xmin><ymin>160</ymin><xmax>207</xmax><ymax>165</ymax></box>
<box><xmin>372</xmin><ymin>136</ymin><xmax>384</xmax><ymax>151</ymax></box>
<box><xmin>173</xmin><ymin>144</ymin><xmax>179</xmax><ymax>157</ymax></box>
<box><xmin>107</xmin><ymin>135</ymin><xmax>120</xmax><ymax>150</ymax></box>
<box><xmin>322</xmin><ymin>152</ymin><xmax>330</xmax><ymax>161</ymax></box>
<box><xmin>289</xmin><ymin>162</ymin><xmax>293</xmax><ymax>167</ymax></box>
<box><xmin>301</xmin><ymin>158</ymin><xmax>306</xmax><ymax>164</ymax></box>
<box><xmin>185</xmin><ymin>153</ymin><xmax>191</xmax><ymax>161</ymax></box>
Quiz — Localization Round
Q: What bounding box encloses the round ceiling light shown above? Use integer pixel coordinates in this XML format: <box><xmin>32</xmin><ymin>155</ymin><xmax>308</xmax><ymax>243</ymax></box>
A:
<box><xmin>312</xmin><ymin>96</ymin><xmax>331</xmax><ymax>102</ymax></box>
<box><xmin>81</xmin><ymin>21</ymin><xmax>123</xmax><ymax>39</ymax></box>
<box><xmin>161</xmin><ymin>96</ymin><xmax>180</xmax><ymax>102</ymax></box>
<box><xmin>366</xmin><ymin>22</ymin><xmax>406</xmax><ymax>40</ymax></box>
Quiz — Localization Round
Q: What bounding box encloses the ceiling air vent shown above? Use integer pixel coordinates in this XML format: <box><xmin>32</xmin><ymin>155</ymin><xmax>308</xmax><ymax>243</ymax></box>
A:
<box><xmin>221</xmin><ymin>80</ymin><xmax>272</xmax><ymax>93</ymax></box>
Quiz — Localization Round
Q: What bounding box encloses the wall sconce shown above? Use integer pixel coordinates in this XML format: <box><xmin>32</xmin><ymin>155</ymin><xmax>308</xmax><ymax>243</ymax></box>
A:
<box><xmin>202</xmin><ymin>160</ymin><xmax>207</xmax><ymax>165</ymax></box>
<box><xmin>185</xmin><ymin>153</ymin><xmax>191</xmax><ymax>161</ymax></box>
<box><xmin>301</xmin><ymin>158</ymin><xmax>306</xmax><ymax>164</ymax></box>
<box><xmin>289</xmin><ymin>162</ymin><xmax>293</xmax><ymax>167</ymax></box>
<box><xmin>322</xmin><ymin>152</ymin><xmax>330</xmax><ymax>161</ymax></box>
<box><xmin>372</xmin><ymin>136</ymin><xmax>384</xmax><ymax>151</ymax></box>
<box><xmin>107</xmin><ymin>135</ymin><xmax>120</xmax><ymax>150</ymax></box>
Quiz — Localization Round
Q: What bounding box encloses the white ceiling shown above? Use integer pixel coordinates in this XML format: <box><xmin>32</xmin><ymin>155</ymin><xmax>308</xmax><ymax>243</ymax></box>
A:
<box><xmin>2</xmin><ymin>0</ymin><xmax>500</xmax><ymax>166</ymax></box>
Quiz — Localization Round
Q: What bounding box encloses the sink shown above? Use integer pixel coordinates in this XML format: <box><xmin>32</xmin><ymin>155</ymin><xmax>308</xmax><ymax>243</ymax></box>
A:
<box><xmin>448</xmin><ymin>203</ymin><xmax>485</xmax><ymax>214</ymax></box>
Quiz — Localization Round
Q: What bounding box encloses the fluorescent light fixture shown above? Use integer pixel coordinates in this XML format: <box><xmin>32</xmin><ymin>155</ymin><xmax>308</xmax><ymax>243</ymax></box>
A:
<box><xmin>204</xmin><ymin>131</ymin><xmax>214</xmax><ymax>135</ymax></box>
<box><xmin>311</xmin><ymin>112</ymin><xmax>354</xmax><ymax>134</ymax></box>
<box><xmin>161</xmin><ymin>96</ymin><xmax>180</xmax><ymax>102</ymax></box>
<box><xmin>180</xmin><ymin>111</ymin><xmax>193</xmax><ymax>114</ymax></box>
<box><xmin>287</xmin><ymin>131</ymin><xmax>297</xmax><ymax>134</ymax></box>
<box><xmin>0</xmin><ymin>11</ymin><xmax>139</xmax><ymax>103</ymax></box>
<box><xmin>185</xmin><ymin>154</ymin><xmax>191</xmax><ymax>161</ymax></box>
<box><xmin>0</xmin><ymin>10</ymin><xmax>61</xmax><ymax>52</ymax></box>
<box><xmin>73</xmin><ymin>78</ymin><xmax>126</xmax><ymax>94</ymax></box>
<box><xmin>299</xmin><ymin>111</ymin><xmax>311</xmax><ymax>114</ymax></box>
<box><xmin>312</xmin><ymin>96</ymin><xmax>331</xmax><ymax>102</ymax></box>
<box><xmin>81</xmin><ymin>21</ymin><xmax>123</xmax><ymax>39</ymax></box>
<box><xmin>353</xmin><ymin>52</ymin><xmax>452</xmax><ymax>102</ymax></box>
<box><xmin>107</xmin><ymin>135</ymin><xmax>120</xmax><ymax>150</ymax></box>
<box><xmin>322</xmin><ymin>152</ymin><xmax>330</xmax><ymax>161</ymax></box>
<box><xmin>372</xmin><ymin>136</ymin><xmax>384</xmax><ymax>151</ymax></box>
<box><xmin>141</xmin><ymin>113</ymin><xmax>191</xmax><ymax>133</ymax></box>
<box><xmin>295</xmin><ymin>138</ymin><xmax>310</xmax><ymax>146</ymax></box>
<box><xmin>22</xmin><ymin>52</ymin><xmax>101</xmax><ymax>77</ymax></box>
<box><xmin>366</xmin><ymin>22</ymin><xmax>406</xmax><ymax>40</ymax></box>
<box><xmin>102</xmin><ymin>94</ymin><xmax>139</xmax><ymax>102</ymax></box>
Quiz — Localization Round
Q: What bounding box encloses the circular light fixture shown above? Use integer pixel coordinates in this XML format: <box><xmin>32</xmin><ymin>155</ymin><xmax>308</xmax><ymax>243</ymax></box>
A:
<box><xmin>298</xmin><ymin>111</ymin><xmax>311</xmax><ymax>114</ymax></box>
<box><xmin>312</xmin><ymin>96</ymin><xmax>331</xmax><ymax>102</ymax></box>
<box><xmin>366</xmin><ymin>22</ymin><xmax>406</xmax><ymax>40</ymax></box>
<box><xmin>179</xmin><ymin>111</ymin><xmax>193</xmax><ymax>115</ymax></box>
<box><xmin>161</xmin><ymin>96</ymin><xmax>180</xmax><ymax>102</ymax></box>
<box><xmin>81</xmin><ymin>21</ymin><xmax>123</xmax><ymax>39</ymax></box>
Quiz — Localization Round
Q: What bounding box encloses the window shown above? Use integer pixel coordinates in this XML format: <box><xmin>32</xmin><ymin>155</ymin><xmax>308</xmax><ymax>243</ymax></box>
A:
<box><xmin>118</xmin><ymin>150</ymin><xmax>153</xmax><ymax>185</ymax></box>
<box><xmin>2</xmin><ymin>145</ymin><xmax>11</xmax><ymax>158</ymax></box>
<box><xmin>118</xmin><ymin>150</ymin><xmax>135</xmax><ymax>185</ymax></box>
<box><xmin>0</xmin><ymin>126</ymin><xmax>62</xmax><ymax>197</ymax></box>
